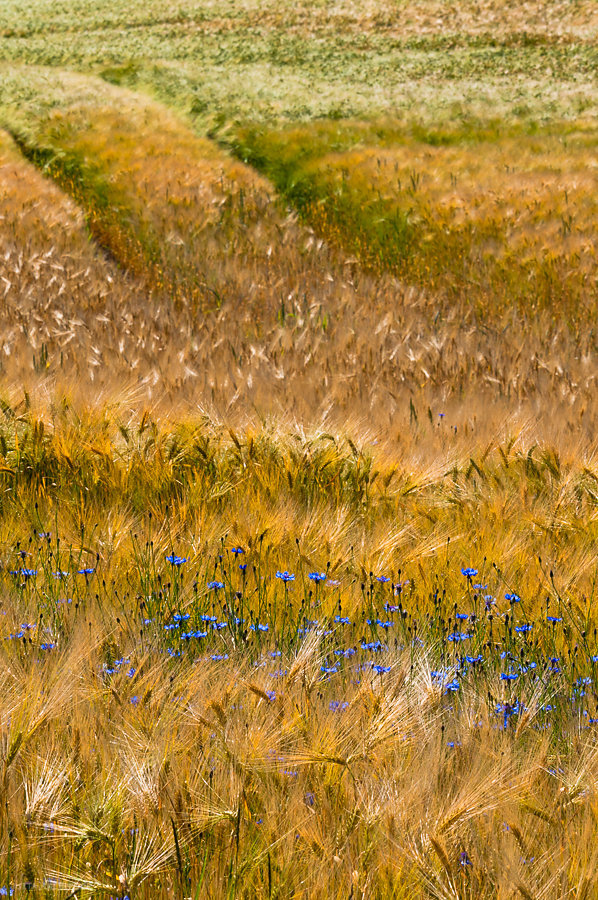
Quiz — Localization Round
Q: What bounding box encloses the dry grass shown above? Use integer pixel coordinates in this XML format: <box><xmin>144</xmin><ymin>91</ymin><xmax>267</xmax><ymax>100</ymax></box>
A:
<box><xmin>234</xmin><ymin>119</ymin><xmax>598</xmax><ymax>321</ymax></box>
<box><xmin>1</xmin><ymin>75</ymin><xmax>598</xmax><ymax>444</ymax></box>
<box><xmin>0</xmin><ymin>23</ymin><xmax>596</xmax><ymax>896</ymax></box>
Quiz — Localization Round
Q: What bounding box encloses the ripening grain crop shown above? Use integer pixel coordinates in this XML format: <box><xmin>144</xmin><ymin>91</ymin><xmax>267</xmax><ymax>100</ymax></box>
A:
<box><xmin>0</xmin><ymin>2</ymin><xmax>597</xmax><ymax>895</ymax></box>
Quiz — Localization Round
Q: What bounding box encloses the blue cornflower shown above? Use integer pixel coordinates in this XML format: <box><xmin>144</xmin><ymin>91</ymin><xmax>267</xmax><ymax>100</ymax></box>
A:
<box><xmin>505</xmin><ymin>593</ymin><xmax>521</xmax><ymax>603</ymax></box>
<box><xmin>207</xmin><ymin>580</ymin><xmax>225</xmax><ymax>590</ymax></box>
<box><xmin>461</xmin><ymin>567</ymin><xmax>478</xmax><ymax>578</ymax></box>
<box><xmin>276</xmin><ymin>571</ymin><xmax>295</xmax><ymax>582</ymax></box>
<box><xmin>372</xmin><ymin>664</ymin><xmax>391</xmax><ymax>674</ymax></box>
<box><xmin>231</xmin><ymin>547</ymin><xmax>245</xmax><ymax>555</ymax></box>
<box><xmin>501</xmin><ymin>673</ymin><xmax>519</xmax><ymax>681</ymax></box>
<box><xmin>447</xmin><ymin>632</ymin><xmax>471</xmax><ymax>642</ymax></box>
<box><xmin>131</xmin><ymin>696</ymin><xmax>139</xmax><ymax>707</ymax></box>
<box><xmin>308</xmin><ymin>572</ymin><xmax>326</xmax><ymax>583</ymax></box>
<box><xmin>53</xmin><ymin>571</ymin><xmax>69</xmax><ymax>579</ymax></box>
<box><xmin>239</xmin><ymin>563</ymin><xmax>247</xmax><ymax>571</ymax></box>
<box><xmin>77</xmin><ymin>567</ymin><xmax>95</xmax><ymax>575</ymax></box>
<box><xmin>547</xmin><ymin>615</ymin><xmax>562</xmax><ymax>623</ymax></box>
<box><xmin>11</xmin><ymin>568</ymin><xmax>37</xmax><ymax>579</ymax></box>
<box><xmin>455</xmin><ymin>613</ymin><xmax>469</xmax><ymax>621</ymax></box>
<box><xmin>515</xmin><ymin>624</ymin><xmax>532</xmax><ymax>633</ymax></box>
<box><xmin>376</xmin><ymin>575</ymin><xmax>390</xmax><ymax>583</ymax></box>
<box><xmin>459</xmin><ymin>851</ymin><xmax>472</xmax><ymax>867</ymax></box>
<box><xmin>40</xmin><ymin>642</ymin><xmax>56</xmax><ymax>650</ymax></box>
<box><xmin>361</xmin><ymin>640</ymin><xmax>385</xmax><ymax>652</ymax></box>
<box><xmin>334</xmin><ymin>615</ymin><xmax>351</xmax><ymax>625</ymax></box>
<box><xmin>166</xmin><ymin>554</ymin><xmax>187</xmax><ymax>566</ymax></box>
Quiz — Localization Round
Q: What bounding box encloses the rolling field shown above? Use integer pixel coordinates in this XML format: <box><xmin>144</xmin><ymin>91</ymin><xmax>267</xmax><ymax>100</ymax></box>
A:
<box><xmin>1</xmin><ymin>1</ymin><xmax>598</xmax><ymax>897</ymax></box>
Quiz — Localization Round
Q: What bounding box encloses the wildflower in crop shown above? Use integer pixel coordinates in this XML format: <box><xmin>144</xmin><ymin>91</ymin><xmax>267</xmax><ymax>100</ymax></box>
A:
<box><xmin>459</xmin><ymin>851</ymin><xmax>472</xmax><ymax>867</ymax></box>
<box><xmin>276</xmin><ymin>571</ymin><xmax>295</xmax><ymax>582</ymax></box>
<box><xmin>361</xmin><ymin>640</ymin><xmax>385</xmax><ymax>652</ymax></box>
<box><xmin>461</xmin><ymin>567</ymin><xmax>478</xmax><ymax>578</ymax></box>
<box><xmin>77</xmin><ymin>567</ymin><xmax>95</xmax><ymax>575</ymax></box>
<box><xmin>547</xmin><ymin>615</ymin><xmax>562</xmax><ymax>623</ymax></box>
<box><xmin>372</xmin><ymin>664</ymin><xmax>391</xmax><ymax>674</ymax></box>
<box><xmin>309</xmin><ymin>572</ymin><xmax>326</xmax><ymax>583</ymax></box>
<box><xmin>207</xmin><ymin>580</ymin><xmax>225</xmax><ymax>590</ymax></box>
<box><xmin>231</xmin><ymin>547</ymin><xmax>244</xmax><ymax>555</ymax></box>
<box><xmin>455</xmin><ymin>613</ymin><xmax>469</xmax><ymax>621</ymax></box>
<box><xmin>376</xmin><ymin>575</ymin><xmax>390</xmax><ymax>583</ymax></box>
<box><xmin>239</xmin><ymin>563</ymin><xmax>247</xmax><ymax>571</ymax></box>
<box><xmin>505</xmin><ymin>593</ymin><xmax>521</xmax><ymax>603</ymax></box>
<box><xmin>515</xmin><ymin>624</ymin><xmax>532</xmax><ymax>633</ymax></box>
<box><xmin>53</xmin><ymin>571</ymin><xmax>69</xmax><ymax>579</ymax></box>
<box><xmin>10</xmin><ymin>568</ymin><xmax>37</xmax><ymax>579</ymax></box>
<box><xmin>166</xmin><ymin>554</ymin><xmax>187</xmax><ymax>566</ymax></box>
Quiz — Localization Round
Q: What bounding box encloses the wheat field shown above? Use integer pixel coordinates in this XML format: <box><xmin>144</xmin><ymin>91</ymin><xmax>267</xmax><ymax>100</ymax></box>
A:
<box><xmin>0</xmin><ymin>1</ymin><xmax>598</xmax><ymax>897</ymax></box>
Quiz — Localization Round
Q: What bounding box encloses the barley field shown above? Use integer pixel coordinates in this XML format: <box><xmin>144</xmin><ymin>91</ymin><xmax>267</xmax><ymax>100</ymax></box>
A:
<box><xmin>1</xmin><ymin>1</ymin><xmax>598</xmax><ymax>897</ymax></box>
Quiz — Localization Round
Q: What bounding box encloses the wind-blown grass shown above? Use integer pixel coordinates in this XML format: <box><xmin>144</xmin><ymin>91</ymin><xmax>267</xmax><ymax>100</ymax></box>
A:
<box><xmin>233</xmin><ymin>118</ymin><xmax>598</xmax><ymax>321</ymax></box>
<box><xmin>1</xmin><ymin>408</ymin><xmax>598</xmax><ymax>896</ymax></box>
<box><xmin>0</xmin><ymin>2</ymin><xmax>598</xmax><ymax>894</ymax></box>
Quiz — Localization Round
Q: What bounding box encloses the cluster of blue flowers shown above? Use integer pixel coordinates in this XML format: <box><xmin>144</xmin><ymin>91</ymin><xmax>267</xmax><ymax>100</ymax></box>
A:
<box><xmin>6</xmin><ymin>543</ymin><xmax>598</xmax><ymax>734</ymax></box>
